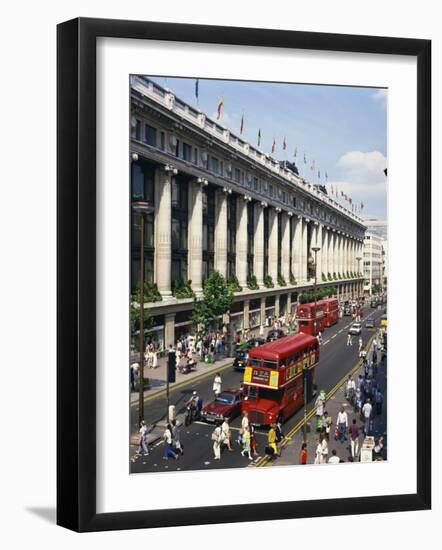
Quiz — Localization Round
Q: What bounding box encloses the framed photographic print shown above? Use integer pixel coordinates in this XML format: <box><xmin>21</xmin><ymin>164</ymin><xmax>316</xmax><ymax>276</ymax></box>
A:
<box><xmin>57</xmin><ymin>17</ymin><xmax>431</xmax><ymax>532</ymax></box>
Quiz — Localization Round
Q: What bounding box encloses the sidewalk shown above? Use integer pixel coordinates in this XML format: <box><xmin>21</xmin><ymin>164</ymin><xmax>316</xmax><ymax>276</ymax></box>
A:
<box><xmin>270</xmin><ymin>337</ymin><xmax>387</xmax><ymax>466</ymax></box>
<box><xmin>130</xmin><ymin>352</ymin><xmax>234</xmax><ymax>404</ymax></box>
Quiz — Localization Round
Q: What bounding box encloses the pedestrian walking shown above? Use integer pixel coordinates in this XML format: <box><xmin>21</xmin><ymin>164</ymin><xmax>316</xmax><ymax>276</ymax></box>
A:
<box><xmin>350</xmin><ymin>418</ymin><xmax>360</xmax><ymax>459</ymax></box>
<box><xmin>275</xmin><ymin>421</ymin><xmax>284</xmax><ymax>456</ymax></box>
<box><xmin>323</xmin><ymin>411</ymin><xmax>332</xmax><ymax>441</ymax></box>
<box><xmin>241</xmin><ymin>426</ymin><xmax>253</xmax><ymax>460</ymax></box>
<box><xmin>163</xmin><ymin>424</ymin><xmax>178</xmax><ymax>460</ymax></box>
<box><xmin>314</xmin><ymin>438</ymin><xmax>323</xmax><ymax>464</ymax></box>
<box><xmin>250</xmin><ymin>424</ymin><xmax>258</xmax><ymax>457</ymax></box>
<box><xmin>212</xmin><ymin>372</ymin><xmax>222</xmax><ymax>397</ymax></box>
<box><xmin>267</xmin><ymin>424</ymin><xmax>278</xmax><ymax>457</ymax></box>
<box><xmin>345</xmin><ymin>375</ymin><xmax>352</xmax><ymax>399</ymax></box>
<box><xmin>374</xmin><ymin>387</ymin><xmax>383</xmax><ymax>415</ymax></box>
<box><xmin>171</xmin><ymin>419</ymin><xmax>183</xmax><ymax>455</ymax></box>
<box><xmin>347</xmin><ymin>333</ymin><xmax>353</xmax><ymax>346</ymax></box>
<box><xmin>358</xmin><ymin>337</ymin><xmax>363</xmax><ymax>354</ymax></box>
<box><xmin>336</xmin><ymin>406</ymin><xmax>348</xmax><ymax>442</ymax></box>
<box><xmin>362</xmin><ymin>398</ymin><xmax>373</xmax><ymax>435</ymax></box>
<box><xmin>130</xmin><ymin>364</ymin><xmax>136</xmax><ymax>391</ymax></box>
<box><xmin>299</xmin><ymin>443</ymin><xmax>308</xmax><ymax>465</ymax></box>
<box><xmin>317</xmin><ymin>331</ymin><xmax>323</xmax><ymax>345</ymax></box>
<box><xmin>212</xmin><ymin>423</ymin><xmax>222</xmax><ymax>460</ymax></box>
<box><xmin>136</xmin><ymin>420</ymin><xmax>149</xmax><ymax>456</ymax></box>
<box><xmin>221</xmin><ymin>418</ymin><xmax>233</xmax><ymax>451</ymax></box>
<box><xmin>238</xmin><ymin>411</ymin><xmax>249</xmax><ymax>445</ymax></box>
<box><xmin>321</xmin><ymin>435</ymin><xmax>329</xmax><ymax>463</ymax></box>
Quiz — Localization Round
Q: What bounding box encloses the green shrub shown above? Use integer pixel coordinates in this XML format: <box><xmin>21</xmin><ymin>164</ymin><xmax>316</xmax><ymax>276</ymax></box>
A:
<box><xmin>247</xmin><ymin>274</ymin><xmax>259</xmax><ymax>290</ymax></box>
<box><xmin>289</xmin><ymin>271</ymin><xmax>297</xmax><ymax>285</ymax></box>
<box><xmin>172</xmin><ymin>279</ymin><xmax>195</xmax><ymax>299</ymax></box>
<box><xmin>227</xmin><ymin>275</ymin><xmax>242</xmax><ymax>293</ymax></box>
<box><xmin>264</xmin><ymin>275</ymin><xmax>274</xmax><ymax>288</ymax></box>
<box><xmin>277</xmin><ymin>273</ymin><xmax>287</xmax><ymax>286</ymax></box>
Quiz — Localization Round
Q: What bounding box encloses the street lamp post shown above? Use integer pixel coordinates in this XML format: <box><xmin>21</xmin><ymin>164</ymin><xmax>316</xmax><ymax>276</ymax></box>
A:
<box><xmin>133</xmin><ymin>201</ymin><xmax>153</xmax><ymax>425</ymax></box>
<box><xmin>303</xmin><ymin>245</ymin><xmax>320</xmax><ymax>444</ymax></box>
<box><xmin>356</xmin><ymin>256</ymin><xmax>362</xmax><ymax>299</ymax></box>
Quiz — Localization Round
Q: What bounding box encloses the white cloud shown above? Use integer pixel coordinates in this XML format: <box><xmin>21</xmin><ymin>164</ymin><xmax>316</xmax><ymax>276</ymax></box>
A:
<box><xmin>337</xmin><ymin>151</ymin><xmax>387</xmax><ymax>185</ymax></box>
<box><xmin>371</xmin><ymin>89</ymin><xmax>388</xmax><ymax>108</ymax></box>
<box><xmin>329</xmin><ymin>150</ymin><xmax>387</xmax><ymax>218</ymax></box>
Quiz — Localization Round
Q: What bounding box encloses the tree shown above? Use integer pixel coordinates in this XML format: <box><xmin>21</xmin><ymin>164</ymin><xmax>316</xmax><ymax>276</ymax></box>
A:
<box><xmin>191</xmin><ymin>271</ymin><xmax>234</xmax><ymax>338</ymax></box>
<box><xmin>372</xmin><ymin>282</ymin><xmax>382</xmax><ymax>295</ymax></box>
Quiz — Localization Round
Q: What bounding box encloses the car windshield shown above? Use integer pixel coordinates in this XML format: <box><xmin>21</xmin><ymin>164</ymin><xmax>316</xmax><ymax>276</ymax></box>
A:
<box><xmin>353</xmin><ymin>324</ymin><xmax>361</xmax><ymax>328</ymax></box>
<box><xmin>215</xmin><ymin>393</ymin><xmax>235</xmax><ymax>404</ymax></box>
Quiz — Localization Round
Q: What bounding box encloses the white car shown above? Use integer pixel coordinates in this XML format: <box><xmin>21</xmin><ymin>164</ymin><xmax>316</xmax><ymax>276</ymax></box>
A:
<box><xmin>348</xmin><ymin>322</ymin><xmax>362</xmax><ymax>336</ymax></box>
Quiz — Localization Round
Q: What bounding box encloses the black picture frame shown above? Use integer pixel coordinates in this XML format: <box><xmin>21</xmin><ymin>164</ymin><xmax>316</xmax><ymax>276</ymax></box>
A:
<box><xmin>57</xmin><ymin>17</ymin><xmax>431</xmax><ymax>532</ymax></box>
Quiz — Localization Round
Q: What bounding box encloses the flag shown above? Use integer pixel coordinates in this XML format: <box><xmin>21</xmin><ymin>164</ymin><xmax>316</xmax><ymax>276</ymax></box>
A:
<box><xmin>310</xmin><ymin>159</ymin><xmax>315</xmax><ymax>171</ymax></box>
<box><xmin>271</xmin><ymin>137</ymin><xmax>276</xmax><ymax>154</ymax></box>
<box><xmin>341</xmin><ymin>191</ymin><xmax>344</xmax><ymax>197</ymax></box>
<box><xmin>325</xmin><ymin>171</ymin><xmax>328</xmax><ymax>181</ymax></box>
<box><xmin>361</xmin><ymin>201</ymin><xmax>364</xmax><ymax>210</ymax></box>
<box><xmin>216</xmin><ymin>96</ymin><xmax>224</xmax><ymax>120</ymax></box>
<box><xmin>318</xmin><ymin>170</ymin><xmax>320</xmax><ymax>179</ymax></box>
<box><xmin>283</xmin><ymin>136</ymin><xmax>287</xmax><ymax>150</ymax></box>
<box><xmin>304</xmin><ymin>153</ymin><xmax>307</xmax><ymax>164</ymax></box>
<box><xmin>240</xmin><ymin>114</ymin><xmax>244</xmax><ymax>135</ymax></box>
<box><xmin>195</xmin><ymin>79</ymin><xmax>199</xmax><ymax>102</ymax></box>
<box><xmin>294</xmin><ymin>146</ymin><xmax>298</xmax><ymax>157</ymax></box>
<box><xmin>257</xmin><ymin>128</ymin><xmax>261</xmax><ymax>147</ymax></box>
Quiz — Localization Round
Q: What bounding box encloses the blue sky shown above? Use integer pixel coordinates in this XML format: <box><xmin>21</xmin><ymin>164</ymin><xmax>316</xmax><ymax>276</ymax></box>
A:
<box><xmin>150</xmin><ymin>76</ymin><xmax>388</xmax><ymax>220</ymax></box>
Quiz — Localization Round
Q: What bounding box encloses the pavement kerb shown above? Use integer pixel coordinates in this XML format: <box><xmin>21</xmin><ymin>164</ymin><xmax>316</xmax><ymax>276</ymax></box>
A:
<box><xmin>253</xmin><ymin>332</ymin><xmax>377</xmax><ymax>467</ymax></box>
<box><xmin>130</xmin><ymin>356</ymin><xmax>235</xmax><ymax>408</ymax></box>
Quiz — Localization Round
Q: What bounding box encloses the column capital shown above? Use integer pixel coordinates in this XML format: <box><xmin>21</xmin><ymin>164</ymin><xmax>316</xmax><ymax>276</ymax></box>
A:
<box><xmin>161</xmin><ymin>164</ymin><xmax>178</xmax><ymax>175</ymax></box>
<box><xmin>222</xmin><ymin>186</ymin><xmax>233</xmax><ymax>195</ymax></box>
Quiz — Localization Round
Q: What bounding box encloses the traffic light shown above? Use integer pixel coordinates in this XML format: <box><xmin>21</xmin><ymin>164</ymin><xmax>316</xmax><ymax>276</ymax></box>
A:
<box><xmin>167</xmin><ymin>351</ymin><xmax>176</xmax><ymax>383</ymax></box>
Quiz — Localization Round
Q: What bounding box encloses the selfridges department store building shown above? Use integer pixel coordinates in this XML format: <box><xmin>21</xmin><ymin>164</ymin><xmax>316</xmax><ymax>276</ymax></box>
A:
<box><xmin>130</xmin><ymin>76</ymin><xmax>366</xmax><ymax>350</ymax></box>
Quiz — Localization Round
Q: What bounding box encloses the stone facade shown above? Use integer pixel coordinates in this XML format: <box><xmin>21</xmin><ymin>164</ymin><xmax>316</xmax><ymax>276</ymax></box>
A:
<box><xmin>130</xmin><ymin>76</ymin><xmax>366</xmax><ymax>350</ymax></box>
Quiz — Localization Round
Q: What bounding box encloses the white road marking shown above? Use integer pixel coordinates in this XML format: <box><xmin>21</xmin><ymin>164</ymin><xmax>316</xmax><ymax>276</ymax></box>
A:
<box><xmin>331</xmin><ymin>334</ymin><xmax>337</xmax><ymax>339</ymax></box>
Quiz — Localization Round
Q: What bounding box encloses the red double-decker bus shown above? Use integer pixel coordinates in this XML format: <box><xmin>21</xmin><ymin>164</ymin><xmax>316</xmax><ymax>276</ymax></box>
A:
<box><xmin>296</xmin><ymin>302</ymin><xmax>325</xmax><ymax>336</ymax></box>
<box><xmin>241</xmin><ymin>333</ymin><xmax>319</xmax><ymax>426</ymax></box>
<box><xmin>318</xmin><ymin>297</ymin><xmax>339</xmax><ymax>328</ymax></box>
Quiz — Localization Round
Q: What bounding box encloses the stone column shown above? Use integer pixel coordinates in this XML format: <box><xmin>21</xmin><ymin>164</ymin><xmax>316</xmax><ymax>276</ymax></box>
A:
<box><xmin>275</xmin><ymin>294</ymin><xmax>280</xmax><ymax>318</ymax></box>
<box><xmin>293</xmin><ymin>216</ymin><xmax>302</xmax><ymax>283</ymax></box>
<box><xmin>301</xmin><ymin>218</ymin><xmax>308</xmax><ymax>282</ymax></box>
<box><xmin>236</xmin><ymin>196</ymin><xmax>248</xmax><ymax>288</ymax></box>
<box><xmin>315</xmin><ymin>223</ymin><xmax>323</xmax><ymax>281</ymax></box>
<box><xmin>260</xmin><ymin>297</ymin><xmax>266</xmax><ymax>326</ymax></box>
<box><xmin>188</xmin><ymin>180</ymin><xmax>203</xmax><ymax>294</ymax></box>
<box><xmin>154</xmin><ymin>168</ymin><xmax>172</xmax><ymax>298</ymax></box>
<box><xmin>343</xmin><ymin>236</ymin><xmax>348</xmax><ymax>277</ymax></box>
<box><xmin>268</xmin><ymin>207</ymin><xmax>279</xmax><ymax>284</ymax></box>
<box><xmin>164</xmin><ymin>313</ymin><xmax>175</xmax><ymax>349</ymax></box>
<box><xmin>254</xmin><ymin>203</ymin><xmax>265</xmax><ymax>286</ymax></box>
<box><xmin>243</xmin><ymin>299</ymin><xmax>250</xmax><ymax>331</ymax></box>
<box><xmin>214</xmin><ymin>189</ymin><xmax>228</xmax><ymax>278</ymax></box>
<box><xmin>287</xmin><ymin>292</ymin><xmax>292</xmax><ymax>314</ymax></box>
<box><xmin>281</xmin><ymin>212</ymin><xmax>291</xmax><ymax>282</ymax></box>
<box><xmin>322</xmin><ymin>228</ymin><xmax>328</xmax><ymax>279</ymax></box>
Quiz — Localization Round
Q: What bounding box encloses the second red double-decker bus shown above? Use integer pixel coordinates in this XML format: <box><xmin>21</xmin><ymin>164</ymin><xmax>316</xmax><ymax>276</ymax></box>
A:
<box><xmin>296</xmin><ymin>302</ymin><xmax>325</xmax><ymax>336</ymax></box>
<box><xmin>241</xmin><ymin>333</ymin><xmax>319</xmax><ymax>426</ymax></box>
<box><xmin>318</xmin><ymin>297</ymin><xmax>339</xmax><ymax>328</ymax></box>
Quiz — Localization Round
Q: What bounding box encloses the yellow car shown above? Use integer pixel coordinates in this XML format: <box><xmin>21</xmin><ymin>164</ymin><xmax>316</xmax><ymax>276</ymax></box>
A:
<box><xmin>380</xmin><ymin>315</ymin><xmax>387</xmax><ymax>329</ymax></box>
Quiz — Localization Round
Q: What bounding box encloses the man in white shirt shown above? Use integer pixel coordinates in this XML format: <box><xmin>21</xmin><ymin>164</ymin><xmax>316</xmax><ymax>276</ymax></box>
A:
<box><xmin>328</xmin><ymin>449</ymin><xmax>341</xmax><ymax>464</ymax></box>
<box><xmin>336</xmin><ymin>406</ymin><xmax>348</xmax><ymax>442</ymax></box>
<box><xmin>362</xmin><ymin>398</ymin><xmax>373</xmax><ymax>435</ymax></box>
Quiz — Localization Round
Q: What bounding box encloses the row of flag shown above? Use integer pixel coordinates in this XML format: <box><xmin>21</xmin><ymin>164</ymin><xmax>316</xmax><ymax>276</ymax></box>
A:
<box><xmin>195</xmin><ymin>81</ymin><xmax>364</xmax><ymax>214</ymax></box>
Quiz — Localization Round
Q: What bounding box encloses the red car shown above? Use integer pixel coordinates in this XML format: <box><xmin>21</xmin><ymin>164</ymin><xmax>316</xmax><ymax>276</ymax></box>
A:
<box><xmin>200</xmin><ymin>389</ymin><xmax>242</xmax><ymax>423</ymax></box>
